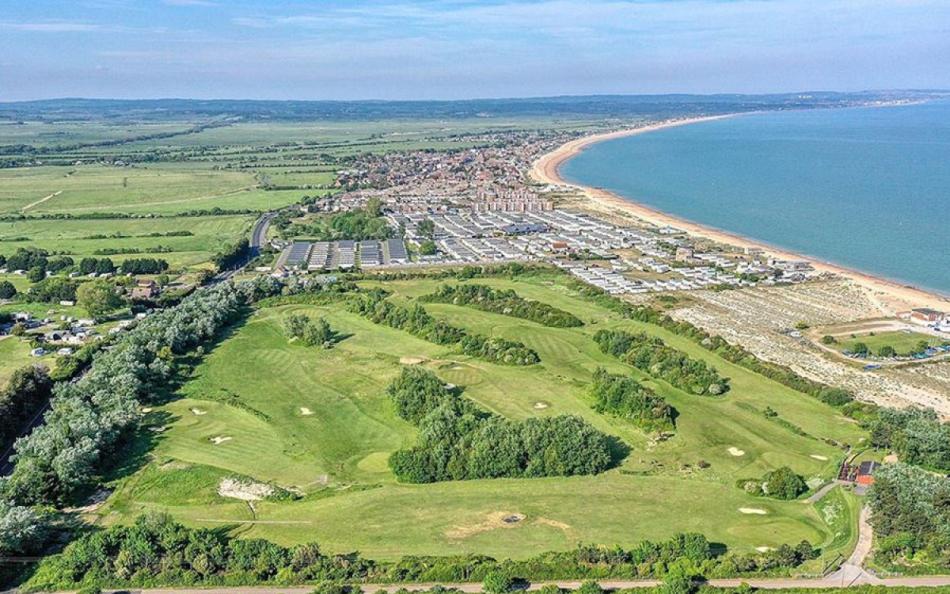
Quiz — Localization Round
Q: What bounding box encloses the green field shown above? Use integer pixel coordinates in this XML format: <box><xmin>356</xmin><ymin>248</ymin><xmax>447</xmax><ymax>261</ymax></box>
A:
<box><xmin>0</xmin><ymin>215</ymin><xmax>255</xmax><ymax>269</ymax></box>
<box><xmin>101</xmin><ymin>273</ymin><xmax>866</xmax><ymax>564</ymax></box>
<box><xmin>0</xmin><ymin>336</ymin><xmax>36</xmax><ymax>387</ymax></box>
<box><xmin>838</xmin><ymin>330</ymin><xmax>946</xmax><ymax>356</ymax></box>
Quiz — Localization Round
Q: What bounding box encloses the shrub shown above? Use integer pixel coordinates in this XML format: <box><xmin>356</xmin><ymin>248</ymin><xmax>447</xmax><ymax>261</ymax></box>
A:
<box><xmin>482</xmin><ymin>571</ymin><xmax>514</xmax><ymax>594</ymax></box>
<box><xmin>589</xmin><ymin>367</ymin><xmax>674</xmax><ymax>431</ymax></box>
<box><xmin>421</xmin><ymin>284</ymin><xmax>583</xmax><ymax>328</ymax></box>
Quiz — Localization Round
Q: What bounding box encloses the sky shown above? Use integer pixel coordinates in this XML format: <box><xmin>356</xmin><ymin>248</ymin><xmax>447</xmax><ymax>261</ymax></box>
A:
<box><xmin>1</xmin><ymin>0</ymin><xmax>949</xmax><ymax>101</ymax></box>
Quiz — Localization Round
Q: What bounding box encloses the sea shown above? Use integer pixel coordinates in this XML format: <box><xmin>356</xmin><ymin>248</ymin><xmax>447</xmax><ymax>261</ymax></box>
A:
<box><xmin>560</xmin><ymin>100</ymin><xmax>950</xmax><ymax>296</ymax></box>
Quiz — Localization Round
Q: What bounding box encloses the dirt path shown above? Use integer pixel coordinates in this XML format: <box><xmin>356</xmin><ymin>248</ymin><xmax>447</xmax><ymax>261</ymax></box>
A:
<box><xmin>20</xmin><ymin>190</ymin><xmax>62</xmax><ymax>212</ymax></box>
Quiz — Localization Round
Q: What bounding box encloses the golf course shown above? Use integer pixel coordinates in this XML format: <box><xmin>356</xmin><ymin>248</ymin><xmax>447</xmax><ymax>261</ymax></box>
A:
<box><xmin>99</xmin><ymin>271</ymin><xmax>867</xmax><ymax>567</ymax></box>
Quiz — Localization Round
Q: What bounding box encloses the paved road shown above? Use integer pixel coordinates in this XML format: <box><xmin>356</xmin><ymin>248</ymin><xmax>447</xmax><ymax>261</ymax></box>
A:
<box><xmin>212</xmin><ymin>211</ymin><xmax>274</xmax><ymax>283</ymax></box>
<box><xmin>97</xmin><ymin>573</ymin><xmax>950</xmax><ymax>594</ymax></box>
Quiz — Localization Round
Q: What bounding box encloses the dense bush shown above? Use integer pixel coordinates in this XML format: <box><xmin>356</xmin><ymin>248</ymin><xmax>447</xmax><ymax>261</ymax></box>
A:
<box><xmin>284</xmin><ymin>314</ymin><xmax>337</xmax><ymax>348</ymax></box>
<box><xmin>593</xmin><ymin>330</ymin><xmax>728</xmax><ymax>396</ymax></box>
<box><xmin>119</xmin><ymin>257</ymin><xmax>170</xmax><ymax>275</ymax></box>
<box><xmin>421</xmin><ymin>284</ymin><xmax>583</xmax><ymax>328</ymax></box>
<box><xmin>347</xmin><ymin>291</ymin><xmax>539</xmax><ymax>366</ymax></box>
<box><xmin>79</xmin><ymin>257</ymin><xmax>116</xmax><ymax>275</ymax></box>
<box><xmin>737</xmin><ymin>466</ymin><xmax>807</xmax><ymax>500</ymax></box>
<box><xmin>212</xmin><ymin>238</ymin><xmax>250</xmax><ymax>272</ymax></box>
<box><xmin>386</xmin><ymin>367</ymin><xmax>613</xmax><ymax>482</ymax></box>
<box><xmin>0</xmin><ymin>280</ymin><xmax>16</xmax><ymax>299</ymax></box>
<box><xmin>868</xmin><ymin>463</ymin><xmax>950</xmax><ymax>567</ymax></box>
<box><xmin>589</xmin><ymin>368</ymin><xmax>674</xmax><ymax>431</ymax></box>
<box><xmin>3</xmin><ymin>281</ymin><xmax>248</xmax><ymax>507</ymax></box>
<box><xmin>0</xmin><ymin>365</ymin><xmax>53</xmax><ymax>452</ymax></box>
<box><xmin>869</xmin><ymin>407</ymin><xmax>950</xmax><ymax>471</ymax></box>
<box><xmin>4</xmin><ymin>247</ymin><xmax>48</xmax><ymax>272</ymax></box>
<box><xmin>26</xmin><ymin>277</ymin><xmax>78</xmax><ymax>303</ymax></box>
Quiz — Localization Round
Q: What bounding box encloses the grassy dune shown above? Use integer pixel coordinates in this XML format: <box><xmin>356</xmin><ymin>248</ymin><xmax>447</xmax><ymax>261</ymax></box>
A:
<box><xmin>101</xmin><ymin>274</ymin><xmax>866</xmax><ymax>563</ymax></box>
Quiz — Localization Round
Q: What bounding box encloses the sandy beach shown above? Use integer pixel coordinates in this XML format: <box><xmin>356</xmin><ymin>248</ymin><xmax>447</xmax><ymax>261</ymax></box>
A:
<box><xmin>530</xmin><ymin>116</ymin><xmax>950</xmax><ymax>314</ymax></box>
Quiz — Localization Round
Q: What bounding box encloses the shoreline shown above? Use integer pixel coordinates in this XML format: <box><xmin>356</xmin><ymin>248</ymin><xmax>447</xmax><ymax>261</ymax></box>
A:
<box><xmin>529</xmin><ymin>115</ymin><xmax>950</xmax><ymax>314</ymax></box>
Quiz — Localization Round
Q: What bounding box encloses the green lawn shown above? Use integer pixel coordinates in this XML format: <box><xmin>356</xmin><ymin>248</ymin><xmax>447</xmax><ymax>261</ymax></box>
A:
<box><xmin>0</xmin><ymin>215</ymin><xmax>255</xmax><ymax>270</ymax></box>
<box><xmin>838</xmin><ymin>330</ymin><xmax>946</xmax><ymax>356</ymax></box>
<box><xmin>0</xmin><ymin>336</ymin><xmax>37</xmax><ymax>387</ymax></box>
<box><xmin>100</xmin><ymin>274</ymin><xmax>867</xmax><ymax>563</ymax></box>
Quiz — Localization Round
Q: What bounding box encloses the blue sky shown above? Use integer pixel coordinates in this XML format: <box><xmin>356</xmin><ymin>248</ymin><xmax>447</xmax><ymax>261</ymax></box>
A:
<box><xmin>1</xmin><ymin>0</ymin><xmax>949</xmax><ymax>101</ymax></box>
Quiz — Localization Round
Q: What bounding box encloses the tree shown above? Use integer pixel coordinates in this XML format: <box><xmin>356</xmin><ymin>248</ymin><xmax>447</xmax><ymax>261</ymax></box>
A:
<box><xmin>482</xmin><ymin>570</ymin><xmax>514</xmax><ymax>594</ymax></box>
<box><xmin>77</xmin><ymin>280</ymin><xmax>124</xmax><ymax>316</ymax></box>
<box><xmin>0</xmin><ymin>280</ymin><xmax>16</xmax><ymax>299</ymax></box>
<box><xmin>418</xmin><ymin>218</ymin><xmax>436</xmax><ymax>240</ymax></box>
<box><xmin>877</xmin><ymin>345</ymin><xmax>897</xmax><ymax>358</ymax></box>
<box><xmin>851</xmin><ymin>342</ymin><xmax>869</xmax><ymax>355</ymax></box>
<box><xmin>820</xmin><ymin>335</ymin><xmax>837</xmax><ymax>345</ymax></box>
<box><xmin>0</xmin><ymin>500</ymin><xmax>50</xmax><ymax>554</ymax></box>
<box><xmin>764</xmin><ymin>466</ymin><xmax>807</xmax><ymax>500</ymax></box>
<box><xmin>27</xmin><ymin>266</ymin><xmax>46</xmax><ymax>283</ymax></box>
<box><xmin>365</xmin><ymin>196</ymin><xmax>383</xmax><ymax>217</ymax></box>
<box><xmin>418</xmin><ymin>240</ymin><xmax>437</xmax><ymax>256</ymax></box>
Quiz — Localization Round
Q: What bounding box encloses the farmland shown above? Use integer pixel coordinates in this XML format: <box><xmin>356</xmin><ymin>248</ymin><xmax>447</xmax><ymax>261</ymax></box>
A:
<box><xmin>99</xmin><ymin>271</ymin><xmax>866</xmax><ymax>565</ymax></box>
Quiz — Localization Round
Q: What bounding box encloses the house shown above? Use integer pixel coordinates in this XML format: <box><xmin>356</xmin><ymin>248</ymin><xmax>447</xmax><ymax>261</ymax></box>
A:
<box><xmin>856</xmin><ymin>461</ymin><xmax>879</xmax><ymax>487</ymax></box>
<box><xmin>131</xmin><ymin>280</ymin><xmax>160</xmax><ymax>300</ymax></box>
<box><xmin>910</xmin><ymin>308</ymin><xmax>945</xmax><ymax>324</ymax></box>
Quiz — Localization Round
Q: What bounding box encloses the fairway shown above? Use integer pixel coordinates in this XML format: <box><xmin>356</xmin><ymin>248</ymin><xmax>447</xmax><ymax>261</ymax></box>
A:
<box><xmin>101</xmin><ymin>273</ymin><xmax>867</xmax><ymax>565</ymax></box>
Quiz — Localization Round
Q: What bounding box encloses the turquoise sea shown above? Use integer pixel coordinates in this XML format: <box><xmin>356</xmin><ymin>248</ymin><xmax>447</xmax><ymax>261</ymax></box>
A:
<box><xmin>560</xmin><ymin>101</ymin><xmax>950</xmax><ymax>296</ymax></box>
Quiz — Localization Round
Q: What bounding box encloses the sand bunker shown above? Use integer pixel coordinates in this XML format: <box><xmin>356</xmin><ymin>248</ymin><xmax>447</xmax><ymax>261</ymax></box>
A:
<box><xmin>399</xmin><ymin>356</ymin><xmax>426</xmax><ymax>365</ymax></box>
<box><xmin>728</xmin><ymin>447</ymin><xmax>746</xmax><ymax>457</ymax></box>
<box><xmin>218</xmin><ymin>478</ymin><xmax>274</xmax><ymax>502</ymax></box>
<box><xmin>810</xmin><ymin>454</ymin><xmax>829</xmax><ymax>461</ymax></box>
<box><xmin>755</xmin><ymin>546</ymin><xmax>774</xmax><ymax>553</ymax></box>
<box><xmin>141</xmin><ymin>407</ymin><xmax>153</xmax><ymax>413</ymax></box>
<box><xmin>191</xmin><ymin>408</ymin><xmax>207</xmax><ymax>415</ymax></box>
<box><xmin>446</xmin><ymin>512</ymin><xmax>526</xmax><ymax>539</ymax></box>
<box><xmin>534</xmin><ymin>401</ymin><xmax>550</xmax><ymax>409</ymax></box>
<box><xmin>739</xmin><ymin>508</ymin><xmax>768</xmax><ymax>515</ymax></box>
<box><xmin>300</xmin><ymin>407</ymin><xmax>314</xmax><ymax>416</ymax></box>
<box><xmin>210</xmin><ymin>436</ymin><xmax>232</xmax><ymax>445</ymax></box>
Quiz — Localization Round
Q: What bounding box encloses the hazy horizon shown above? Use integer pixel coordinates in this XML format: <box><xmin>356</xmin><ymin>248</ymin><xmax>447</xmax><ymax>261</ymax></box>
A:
<box><xmin>2</xmin><ymin>0</ymin><xmax>949</xmax><ymax>102</ymax></box>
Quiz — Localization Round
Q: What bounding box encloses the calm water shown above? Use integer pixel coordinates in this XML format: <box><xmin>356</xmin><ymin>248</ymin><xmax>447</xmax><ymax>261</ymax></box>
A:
<box><xmin>561</xmin><ymin>101</ymin><xmax>950</xmax><ymax>295</ymax></box>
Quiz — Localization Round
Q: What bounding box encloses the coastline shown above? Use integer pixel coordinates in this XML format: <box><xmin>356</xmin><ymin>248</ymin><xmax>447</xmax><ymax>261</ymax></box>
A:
<box><xmin>529</xmin><ymin>116</ymin><xmax>950</xmax><ymax>314</ymax></box>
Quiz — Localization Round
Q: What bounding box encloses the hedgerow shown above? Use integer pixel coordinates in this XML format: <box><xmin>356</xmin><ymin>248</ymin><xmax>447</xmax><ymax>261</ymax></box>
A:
<box><xmin>420</xmin><ymin>284</ymin><xmax>583</xmax><ymax>327</ymax></box>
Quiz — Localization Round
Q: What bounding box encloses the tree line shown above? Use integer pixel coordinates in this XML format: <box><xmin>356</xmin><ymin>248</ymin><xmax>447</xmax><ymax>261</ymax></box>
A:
<box><xmin>386</xmin><ymin>366</ymin><xmax>614</xmax><ymax>483</ymax></box>
<box><xmin>0</xmin><ymin>366</ymin><xmax>53</xmax><ymax>453</ymax></box>
<box><xmin>420</xmin><ymin>284</ymin><xmax>583</xmax><ymax>328</ymax></box>
<box><xmin>593</xmin><ymin>330</ymin><xmax>729</xmax><ymax>396</ymax></box>
<box><xmin>347</xmin><ymin>291</ymin><xmax>540</xmax><ymax>366</ymax></box>
<box><xmin>588</xmin><ymin>368</ymin><xmax>675</xmax><ymax>432</ymax></box>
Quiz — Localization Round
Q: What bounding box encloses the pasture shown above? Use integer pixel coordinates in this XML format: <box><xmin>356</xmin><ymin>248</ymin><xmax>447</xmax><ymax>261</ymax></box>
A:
<box><xmin>101</xmin><ymin>273</ymin><xmax>867</xmax><ymax>565</ymax></box>
<box><xmin>0</xmin><ymin>215</ymin><xmax>255</xmax><ymax>269</ymax></box>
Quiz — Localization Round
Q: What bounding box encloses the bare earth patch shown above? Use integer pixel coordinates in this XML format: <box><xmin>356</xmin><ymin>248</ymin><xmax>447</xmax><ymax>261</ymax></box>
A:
<box><xmin>210</xmin><ymin>436</ymin><xmax>232</xmax><ymax>445</ymax></box>
<box><xmin>399</xmin><ymin>356</ymin><xmax>426</xmax><ymax>365</ymax></box>
<box><xmin>218</xmin><ymin>477</ymin><xmax>274</xmax><ymax>501</ymax></box>
<box><xmin>534</xmin><ymin>517</ymin><xmax>572</xmax><ymax>532</ymax></box>
<box><xmin>728</xmin><ymin>447</ymin><xmax>746</xmax><ymax>457</ymax></box>
<box><xmin>739</xmin><ymin>507</ymin><xmax>768</xmax><ymax>515</ymax></box>
<box><xmin>445</xmin><ymin>511</ymin><xmax>526</xmax><ymax>539</ymax></box>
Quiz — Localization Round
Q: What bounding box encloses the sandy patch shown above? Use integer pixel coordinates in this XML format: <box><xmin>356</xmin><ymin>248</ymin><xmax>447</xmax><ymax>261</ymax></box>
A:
<box><xmin>739</xmin><ymin>508</ymin><xmax>768</xmax><ymax>515</ymax></box>
<box><xmin>756</xmin><ymin>546</ymin><xmax>775</xmax><ymax>553</ymax></box>
<box><xmin>810</xmin><ymin>454</ymin><xmax>829</xmax><ymax>461</ymax></box>
<box><xmin>884</xmin><ymin>453</ymin><xmax>899</xmax><ymax>463</ymax></box>
<box><xmin>210</xmin><ymin>436</ymin><xmax>232</xmax><ymax>445</ymax></box>
<box><xmin>218</xmin><ymin>478</ymin><xmax>274</xmax><ymax>502</ymax></box>
<box><xmin>535</xmin><ymin>517</ymin><xmax>571</xmax><ymax>532</ymax></box>
<box><xmin>300</xmin><ymin>407</ymin><xmax>313</xmax><ymax>416</ymax></box>
<box><xmin>399</xmin><ymin>356</ymin><xmax>426</xmax><ymax>365</ymax></box>
<box><xmin>445</xmin><ymin>511</ymin><xmax>526</xmax><ymax>539</ymax></box>
<box><xmin>533</xmin><ymin>401</ymin><xmax>550</xmax><ymax>409</ymax></box>
<box><xmin>728</xmin><ymin>447</ymin><xmax>746</xmax><ymax>457</ymax></box>
<box><xmin>141</xmin><ymin>407</ymin><xmax>153</xmax><ymax>413</ymax></box>
<box><xmin>191</xmin><ymin>408</ymin><xmax>207</xmax><ymax>415</ymax></box>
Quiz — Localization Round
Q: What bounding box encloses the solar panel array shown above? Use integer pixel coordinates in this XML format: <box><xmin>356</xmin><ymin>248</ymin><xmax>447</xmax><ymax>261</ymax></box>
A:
<box><xmin>359</xmin><ymin>240</ymin><xmax>381</xmax><ymax>267</ymax></box>
<box><xmin>286</xmin><ymin>242</ymin><xmax>312</xmax><ymax>267</ymax></box>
